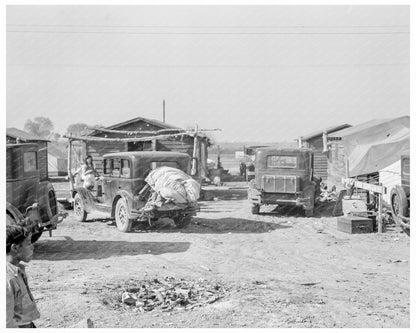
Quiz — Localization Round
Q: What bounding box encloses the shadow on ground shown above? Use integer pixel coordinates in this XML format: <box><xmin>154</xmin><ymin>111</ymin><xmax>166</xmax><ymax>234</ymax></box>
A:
<box><xmin>142</xmin><ymin>217</ymin><xmax>292</xmax><ymax>234</ymax></box>
<box><xmin>33</xmin><ymin>237</ymin><xmax>190</xmax><ymax>261</ymax></box>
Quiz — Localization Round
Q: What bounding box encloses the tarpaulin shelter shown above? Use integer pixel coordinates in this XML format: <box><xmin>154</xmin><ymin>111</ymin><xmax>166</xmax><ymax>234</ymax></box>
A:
<box><xmin>328</xmin><ymin>116</ymin><xmax>410</xmax><ymax>177</ymax></box>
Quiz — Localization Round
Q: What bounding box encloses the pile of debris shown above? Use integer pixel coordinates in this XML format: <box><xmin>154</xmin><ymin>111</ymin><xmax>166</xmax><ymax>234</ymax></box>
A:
<box><xmin>319</xmin><ymin>183</ymin><xmax>338</xmax><ymax>202</ymax></box>
<box><xmin>104</xmin><ymin>276</ymin><xmax>228</xmax><ymax>312</ymax></box>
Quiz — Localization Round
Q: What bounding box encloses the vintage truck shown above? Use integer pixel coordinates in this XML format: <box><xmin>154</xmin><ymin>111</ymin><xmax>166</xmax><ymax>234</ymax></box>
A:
<box><xmin>6</xmin><ymin>143</ymin><xmax>66</xmax><ymax>242</ymax></box>
<box><xmin>248</xmin><ymin>147</ymin><xmax>321</xmax><ymax>217</ymax></box>
<box><xmin>390</xmin><ymin>153</ymin><xmax>410</xmax><ymax>235</ymax></box>
<box><xmin>71</xmin><ymin>151</ymin><xmax>199</xmax><ymax>232</ymax></box>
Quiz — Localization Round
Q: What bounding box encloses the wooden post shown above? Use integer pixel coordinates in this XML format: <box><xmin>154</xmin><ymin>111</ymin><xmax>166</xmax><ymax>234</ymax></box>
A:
<box><xmin>378</xmin><ymin>192</ymin><xmax>383</xmax><ymax>233</ymax></box>
<box><xmin>191</xmin><ymin>124</ymin><xmax>198</xmax><ymax>176</ymax></box>
<box><xmin>163</xmin><ymin>100</ymin><xmax>165</xmax><ymax>123</ymax></box>
<box><xmin>67</xmin><ymin>139</ymin><xmax>74</xmax><ymax>193</ymax></box>
<box><xmin>152</xmin><ymin>138</ymin><xmax>157</xmax><ymax>151</ymax></box>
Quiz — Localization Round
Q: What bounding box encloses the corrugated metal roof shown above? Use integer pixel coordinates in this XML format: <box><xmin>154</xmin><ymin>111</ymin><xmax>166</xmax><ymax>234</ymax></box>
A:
<box><xmin>301</xmin><ymin>124</ymin><xmax>351</xmax><ymax>141</ymax></box>
<box><xmin>6</xmin><ymin>127</ymin><xmax>49</xmax><ymax>142</ymax></box>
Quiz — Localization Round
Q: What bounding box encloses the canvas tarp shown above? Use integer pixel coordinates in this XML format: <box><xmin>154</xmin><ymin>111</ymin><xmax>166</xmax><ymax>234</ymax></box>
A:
<box><xmin>329</xmin><ymin>116</ymin><xmax>410</xmax><ymax>177</ymax></box>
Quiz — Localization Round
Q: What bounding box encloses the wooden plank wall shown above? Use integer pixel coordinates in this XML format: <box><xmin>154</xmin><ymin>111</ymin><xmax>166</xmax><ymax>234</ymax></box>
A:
<box><xmin>326</xmin><ymin>140</ymin><xmax>346</xmax><ymax>189</ymax></box>
<box><xmin>157</xmin><ymin>137</ymin><xmax>194</xmax><ymax>156</ymax></box>
<box><xmin>307</xmin><ymin>136</ymin><xmax>328</xmax><ymax>181</ymax></box>
<box><xmin>86</xmin><ymin>142</ymin><xmax>127</xmax><ymax>174</ymax></box>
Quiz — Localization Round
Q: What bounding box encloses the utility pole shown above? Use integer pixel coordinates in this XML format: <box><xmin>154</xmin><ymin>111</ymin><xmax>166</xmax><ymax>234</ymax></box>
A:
<box><xmin>163</xmin><ymin>99</ymin><xmax>165</xmax><ymax>123</ymax></box>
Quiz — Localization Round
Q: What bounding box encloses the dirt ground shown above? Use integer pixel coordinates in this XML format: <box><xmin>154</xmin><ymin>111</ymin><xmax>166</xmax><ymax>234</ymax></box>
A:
<box><xmin>29</xmin><ymin>185</ymin><xmax>410</xmax><ymax>328</ymax></box>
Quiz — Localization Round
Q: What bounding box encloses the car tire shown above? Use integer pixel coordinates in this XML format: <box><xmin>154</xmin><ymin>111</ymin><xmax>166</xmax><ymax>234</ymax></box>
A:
<box><xmin>115</xmin><ymin>198</ymin><xmax>132</xmax><ymax>233</ymax></box>
<box><xmin>6</xmin><ymin>213</ymin><xmax>15</xmax><ymax>226</ymax></box>
<box><xmin>73</xmin><ymin>193</ymin><xmax>87</xmax><ymax>222</ymax></box>
<box><xmin>38</xmin><ymin>182</ymin><xmax>58</xmax><ymax>222</ymax></box>
<box><xmin>174</xmin><ymin>215</ymin><xmax>192</xmax><ymax>229</ymax></box>
<box><xmin>251</xmin><ymin>204</ymin><xmax>260</xmax><ymax>215</ymax></box>
<box><xmin>390</xmin><ymin>186</ymin><xmax>409</xmax><ymax>218</ymax></box>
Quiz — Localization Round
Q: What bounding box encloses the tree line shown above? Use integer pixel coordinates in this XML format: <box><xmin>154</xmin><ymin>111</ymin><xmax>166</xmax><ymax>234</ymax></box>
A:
<box><xmin>23</xmin><ymin>117</ymin><xmax>102</xmax><ymax>141</ymax></box>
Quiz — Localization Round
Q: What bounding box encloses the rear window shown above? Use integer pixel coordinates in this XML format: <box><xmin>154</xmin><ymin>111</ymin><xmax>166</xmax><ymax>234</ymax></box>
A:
<box><xmin>267</xmin><ymin>155</ymin><xmax>297</xmax><ymax>169</ymax></box>
<box><xmin>23</xmin><ymin>152</ymin><xmax>38</xmax><ymax>172</ymax></box>
<box><xmin>104</xmin><ymin>158</ymin><xmax>122</xmax><ymax>177</ymax></box>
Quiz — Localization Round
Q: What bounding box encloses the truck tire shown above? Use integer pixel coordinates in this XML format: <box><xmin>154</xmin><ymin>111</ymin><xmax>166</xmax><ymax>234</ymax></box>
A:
<box><xmin>38</xmin><ymin>182</ymin><xmax>58</xmax><ymax>222</ymax></box>
<box><xmin>174</xmin><ymin>215</ymin><xmax>192</xmax><ymax>229</ymax></box>
<box><xmin>115</xmin><ymin>198</ymin><xmax>132</xmax><ymax>233</ymax></box>
<box><xmin>390</xmin><ymin>186</ymin><xmax>409</xmax><ymax>218</ymax></box>
<box><xmin>73</xmin><ymin>193</ymin><xmax>87</xmax><ymax>222</ymax></box>
<box><xmin>251</xmin><ymin>204</ymin><xmax>260</xmax><ymax>215</ymax></box>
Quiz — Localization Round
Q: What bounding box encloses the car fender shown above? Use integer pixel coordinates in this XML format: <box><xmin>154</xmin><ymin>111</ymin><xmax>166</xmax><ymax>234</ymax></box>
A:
<box><xmin>111</xmin><ymin>190</ymin><xmax>134</xmax><ymax>217</ymax></box>
<box><xmin>74</xmin><ymin>187</ymin><xmax>96</xmax><ymax>213</ymax></box>
<box><xmin>6</xmin><ymin>202</ymin><xmax>25</xmax><ymax>223</ymax></box>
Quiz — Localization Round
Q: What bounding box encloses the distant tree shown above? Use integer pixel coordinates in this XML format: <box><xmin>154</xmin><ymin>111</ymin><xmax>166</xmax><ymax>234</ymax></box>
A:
<box><xmin>66</xmin><ymin>123</ymin><xmax>91</xmax><ymax>137</ymax></box>
<box><xmin>24</xmin><ymin>117</ymin><xmax>54</xmax><ymax>139</ymax></box>
<box><xmin>49</xmin><ymin>132</ymin><xmax>61</xmax><ymax>141</ymax></box>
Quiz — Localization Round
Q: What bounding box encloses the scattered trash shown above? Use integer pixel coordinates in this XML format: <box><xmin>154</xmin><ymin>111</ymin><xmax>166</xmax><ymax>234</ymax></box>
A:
<box><xmin>389</xmin><ymin>259</ymin><xmax>408</xmax><ymax>263</ymax></box>
<box><xmin>319</xmin><ymin>183</ymin><xmax>338</xmax><ymax>202</ymax></box>
<box><xmin>299</xmin><ymin>282</ymin><xmax>321</xmax><ymax>286</ymax></box>
<box><xmin>200</xmin><ymin>265</ymin><xmax>211</xmax><ymax>272</ymax></box>
<box><xmin>104</xmin><ymin>276</ymin><xmax>228</xmax><ymax>312</ymax></box>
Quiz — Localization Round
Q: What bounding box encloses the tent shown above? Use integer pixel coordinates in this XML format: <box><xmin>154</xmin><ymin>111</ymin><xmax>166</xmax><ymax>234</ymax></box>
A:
<box><xmin>329</xmin><ymin>116</ymin><xmax>410</xmax><ymax>177</ymax></box>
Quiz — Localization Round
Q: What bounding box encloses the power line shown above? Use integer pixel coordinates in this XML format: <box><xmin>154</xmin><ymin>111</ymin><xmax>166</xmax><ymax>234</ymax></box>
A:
<box><xmin>7</xmin><ymin>63</ymin><xmax>409</xmax><ymax>69</ymax></box>
<box><xmin>6</xmin><ymin>30</ymin><xmax>409</xmax><ymax>35</ymax></box>
<box><xmin>6</xmin><ymin>24</ymin><xmax>410</xmax><ymax>28</ymax></box>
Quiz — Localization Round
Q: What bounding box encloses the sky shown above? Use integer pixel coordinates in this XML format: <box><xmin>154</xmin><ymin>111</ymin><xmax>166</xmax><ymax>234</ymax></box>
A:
<box><xmin>6</xmin><ymin>5</ymin><xmax>410</xmax><ymax>143</ymax></box>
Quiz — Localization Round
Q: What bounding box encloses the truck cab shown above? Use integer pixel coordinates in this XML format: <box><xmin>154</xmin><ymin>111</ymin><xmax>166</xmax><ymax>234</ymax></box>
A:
<box><xmin>248</xmin><ymin>147</ymin><xmax>321</xmax><ymax>216</ymax></box>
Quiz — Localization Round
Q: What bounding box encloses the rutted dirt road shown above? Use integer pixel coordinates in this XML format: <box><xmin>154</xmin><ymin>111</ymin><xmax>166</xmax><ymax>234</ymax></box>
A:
<box><xmin>29</xmin><ymin>188</ymin><xmax>410</xmax><ymax>328</ymax></box>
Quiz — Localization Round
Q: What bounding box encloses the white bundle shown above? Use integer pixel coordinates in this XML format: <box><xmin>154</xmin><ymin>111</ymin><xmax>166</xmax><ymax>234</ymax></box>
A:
<box><xmin>145</xmin><ymin>166</ymin><xmax>200</xmax><ymax>204</ymax></box>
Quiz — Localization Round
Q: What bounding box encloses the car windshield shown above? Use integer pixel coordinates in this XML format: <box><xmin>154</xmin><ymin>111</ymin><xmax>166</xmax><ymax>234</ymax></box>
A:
<box><xmin>267</xmin><ymin>155</ymin><xmax>297</xmax><ymax>169</ymax></box>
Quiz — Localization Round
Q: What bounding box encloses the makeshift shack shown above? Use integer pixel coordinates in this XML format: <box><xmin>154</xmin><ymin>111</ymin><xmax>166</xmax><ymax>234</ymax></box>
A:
<box><xmin>327</xmin><ymin>116</ymin><xmax>410</xmax><ymax>203</ymax></box>
<box><xmin>65</xmin><ymin>117</ymin><xmax>212</xmax><ymax>182</ymax></box>
<box><xmin>48</xmin><ymin>142</ymin><xmax>68</xmax><ymax>176</ymax></box>
<box><xmin>299</xmin><ymin>124</ymin><xmax>351</xmax><ymax>182</ymax></box>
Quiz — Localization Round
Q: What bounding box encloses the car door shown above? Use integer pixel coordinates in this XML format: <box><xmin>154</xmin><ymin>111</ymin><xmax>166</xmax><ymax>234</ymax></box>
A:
<box><xmin>103</xmin><ymin>157</ymin><xmax>120</xmax><ymax>206</ymax></box>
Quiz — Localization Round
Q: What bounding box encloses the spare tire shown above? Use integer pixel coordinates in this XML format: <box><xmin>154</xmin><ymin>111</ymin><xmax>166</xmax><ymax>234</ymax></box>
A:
<box><xmin>390</xmin><ymin>185</ymin><xmax>409</xmax><ymax>218</ymax></box>
<box><xmin>38</xmin><ymin>182</ymin><xmax>58</xmax><ymax>222</ymax></box>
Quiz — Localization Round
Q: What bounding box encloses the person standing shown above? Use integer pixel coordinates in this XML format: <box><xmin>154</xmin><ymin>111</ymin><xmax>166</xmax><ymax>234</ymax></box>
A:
<box><xmin>6</xmin><ymin>225</ymin><xmax>40</xmax><ymax>328</ymax></box>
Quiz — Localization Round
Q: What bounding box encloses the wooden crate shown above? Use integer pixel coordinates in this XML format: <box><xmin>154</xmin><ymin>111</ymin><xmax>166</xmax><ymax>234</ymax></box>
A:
<box><xmin>337</xmin><ymin>216</ymin><xmax>374</xmax><ymax>234</ymax></box>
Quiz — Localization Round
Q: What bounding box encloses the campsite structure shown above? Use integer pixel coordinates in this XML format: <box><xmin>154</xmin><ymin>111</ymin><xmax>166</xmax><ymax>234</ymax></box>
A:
<box><xmin>64</xmin><ymin>117</ymin><xmax>213</xmax><ymax>184</ymax></box>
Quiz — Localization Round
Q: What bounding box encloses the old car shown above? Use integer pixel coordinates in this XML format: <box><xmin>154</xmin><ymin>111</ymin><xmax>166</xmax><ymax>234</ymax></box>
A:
<box><xmin>390</xmin><ymin>153</ymin><xmax>410</xmax><ymax>235</ymax></box>
<box><xmin>71</xmin><ymin>151</ymin><xmax>199</xmax><ymax>232</ymax></box>
<box><xmin>248</xmin><ymin>147</ymin><xmax>321</xmax><ymax>217</ymax></box>
<box><xmin>6</xmin><ymin>143</ymin><xmax>66</xmax><ymax>242</ymax></box>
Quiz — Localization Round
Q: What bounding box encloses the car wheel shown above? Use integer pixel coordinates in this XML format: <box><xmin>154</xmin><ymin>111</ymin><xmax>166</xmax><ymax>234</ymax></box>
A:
<box><xmin>174</xmin><ymin>215</ymin><xmax>191</xmax><ymax>229</ymax></box>
<box><xmin>391</xmin><ymin>186</ymin><xmax>409</xmax><ymax>218</ymax></box>
<box><xmin>73</xmin><ymin>193</ymin><xmax>87</xmax><ymax>222</ymax></box>
<box><xmin>251</xmin><ymin>204</ymin><xmax>260</xmax><ymax>215</ymax></box>
<box><xmin>390</xmin><ymin>186</ymin><xmax>409</xmax><ymax>235</ymax></box>
<box><xmin>38</xmin><ymin>182</ymin><xmax>58</xmax><ymax>222</ymax></box>
<box><xmin>6</xmin><ymin>214</ymin><xmax>15</xmax><ymax>226</ymax></box>
<box><xmin>115</xmin><ymin>198</ymin><xmax>132</xmax><ymax>233</ymax></box>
